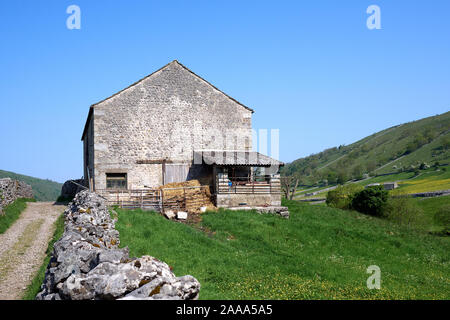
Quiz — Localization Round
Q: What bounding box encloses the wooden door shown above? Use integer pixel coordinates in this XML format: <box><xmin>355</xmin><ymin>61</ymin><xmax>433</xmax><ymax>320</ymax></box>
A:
<box><xmin>164</xmin><ymin>164</ymin><xmax>190</xmax><ymax>184</ymax></box>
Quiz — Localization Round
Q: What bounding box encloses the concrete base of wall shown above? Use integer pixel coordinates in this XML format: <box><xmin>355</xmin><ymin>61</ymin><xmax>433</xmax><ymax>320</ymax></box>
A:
<box><xmin>227</xmin><ymin>205</ymin><xmax>289</xmax><ymax>219</ymax></box>
<box><xmin>215</xmin><ymin>193</ymin><xmax>282</xmax><ymax>208</ymax></box>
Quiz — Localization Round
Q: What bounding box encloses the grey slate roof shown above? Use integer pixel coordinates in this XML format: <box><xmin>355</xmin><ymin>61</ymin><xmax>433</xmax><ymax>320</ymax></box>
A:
<box><xmin>195</xmin><ymin>151</ymin><xmax>284</xmax><ymax>167</ymax></box>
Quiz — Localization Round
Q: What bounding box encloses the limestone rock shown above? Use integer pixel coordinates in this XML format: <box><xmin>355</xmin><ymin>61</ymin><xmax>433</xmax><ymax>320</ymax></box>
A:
<box><xmin>36</xmin><ymin>190</ymin><xmax>200</xmax><ymax>300</ymax></box>
<box><xmin>177</xmin><ymin>211</ymin><xmax>188</xmax><ymax>220</ymax></box>
<box><xmin>164</xmin><ymin>210</ymin><xmax>176</xmax><ymax>220</ymax></box>
<box><xmin>0</xmin><ymin>178</ymin><xmax>33</xmax><ymax>208</ymax></box>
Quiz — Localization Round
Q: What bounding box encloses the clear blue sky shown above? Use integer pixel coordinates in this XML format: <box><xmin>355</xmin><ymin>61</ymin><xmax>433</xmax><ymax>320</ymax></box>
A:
<box><xmin>1</xmin><ymin>0</ymin><xmax>449</xmax><ymax>183</ymax></box>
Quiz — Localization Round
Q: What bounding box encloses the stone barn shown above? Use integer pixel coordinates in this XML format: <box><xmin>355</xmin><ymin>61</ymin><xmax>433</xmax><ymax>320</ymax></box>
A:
<box><xmin>81</xmin><ymin>60</ymin><xmax>283</xmax><ymax>208</ymax></box>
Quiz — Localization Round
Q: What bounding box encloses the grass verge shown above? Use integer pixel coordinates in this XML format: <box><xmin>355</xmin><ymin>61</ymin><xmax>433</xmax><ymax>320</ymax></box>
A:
<box><xmin>0</xmin><ymin>198</ymin><xmax>35</xmax><ymax>234</ymax></box>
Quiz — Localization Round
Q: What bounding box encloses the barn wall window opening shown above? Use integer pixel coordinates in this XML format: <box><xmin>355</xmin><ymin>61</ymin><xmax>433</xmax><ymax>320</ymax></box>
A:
<box><xmin>106</xmin><ymin>173</ymin><xmax>127</xmax><ymax>190</ymax></box>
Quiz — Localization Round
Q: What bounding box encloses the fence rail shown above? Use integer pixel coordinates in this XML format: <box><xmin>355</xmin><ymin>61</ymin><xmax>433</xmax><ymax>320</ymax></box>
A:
<box><xmin>216</xmin><ymin>177</ymin><xmax>281</xmax><ymax>194</ymax></box>
<box><xmin>96</xmin><ymin>186</ymin><xmax>211</xmax><ymax>212</ymax></box>
<box><xmin>97</xmin><ymin>177</ymin><xmax>281</xmax><ymax>211</ymax></box>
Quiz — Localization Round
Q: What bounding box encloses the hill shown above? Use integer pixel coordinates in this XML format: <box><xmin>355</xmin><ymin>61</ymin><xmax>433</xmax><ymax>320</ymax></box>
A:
<box><xmin>0</xmin><ymin>169</ymin><xmax>62</xmax><ymax>202</ymax></box>
<box><xmin>282</xmin><ymin>111</ymin><xmax>450</xmax><ymax>185</ymax></box>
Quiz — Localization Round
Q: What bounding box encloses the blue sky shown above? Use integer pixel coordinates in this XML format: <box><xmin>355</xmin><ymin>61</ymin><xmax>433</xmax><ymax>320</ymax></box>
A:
<box><xmin>0</xmin><ymin>0</ymin><xmax>449</xmax><ymax>183</ymax></box>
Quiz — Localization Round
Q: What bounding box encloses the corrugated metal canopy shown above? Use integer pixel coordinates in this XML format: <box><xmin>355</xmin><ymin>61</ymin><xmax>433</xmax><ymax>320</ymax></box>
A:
<box><xmin>195</xmin><ymin>151</ymin><xmax>284</xmax><ymax>167</ymax></box>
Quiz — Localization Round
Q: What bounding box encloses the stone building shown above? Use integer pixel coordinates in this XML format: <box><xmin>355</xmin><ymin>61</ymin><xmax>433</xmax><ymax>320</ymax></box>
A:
<box><xmin>81</xmin><ymin>60</ymin><xmax>283</xmax><ymax>207</ymax></box>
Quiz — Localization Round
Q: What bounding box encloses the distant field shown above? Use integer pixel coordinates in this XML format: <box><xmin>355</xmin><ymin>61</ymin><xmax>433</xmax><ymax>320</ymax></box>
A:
<box><xmin>393</xmin><ymin>169</ymin><xmax>450</xmax><ymax>194</ymax></box>
<box><xmin>356</xmin><ymin>172</ymin><xmax>416</xmax><ymax>187</ymax></box>
<box><xmin>298</xmin><ymin>167</ymin><xmax>450</xmax><ymax>202</ymax></box>
<box><xmin>116</xmin><ymin>201</ymin><xmax>449</xmax><ymax>299</ymax></box>
<box><xmin>295</xmin><ymin>185</ymin><xmax>332</xmax><ymax>196</ymax></box>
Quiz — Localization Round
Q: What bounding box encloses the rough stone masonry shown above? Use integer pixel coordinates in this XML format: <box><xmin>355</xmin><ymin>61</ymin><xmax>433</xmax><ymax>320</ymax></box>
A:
<box><xmin>82</xmin><ymin>60</ymin><xmax>254</xmax><ymax>190</ymax></box>
<box><xmin>37</xmin><ymin>190</ymin><xmax>200</xmax><ymax>300</ymax></box>
<box><xmin>0</xmin><ymin>178</ymin><xmax>33</xmax><ymax>215</ymax></box>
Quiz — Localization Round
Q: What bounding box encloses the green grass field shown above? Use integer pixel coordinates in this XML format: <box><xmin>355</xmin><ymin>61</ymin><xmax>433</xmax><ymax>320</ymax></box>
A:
<box><xmin>0</xmin><ymin>198</ymin><xmax>35</xmax><ymax>234</ymax></box>
<box><xmin>115</xmin><ymin>200</ymin><xmax>449</xmax><ymax>299</ymax></box>
<box><xmin>413</xmin><ymin>195</ymin><xmax>450</xmax><ymax>234</ymax></box>
<box><xmin>393</xmin><ymin>168</ymin><xmax>450</xmax><ymax>194</ymax></box>
<box><xmin>357</xmin><ymin>171</ymin><xmax>417</xmax><ymax>187</ymax></box>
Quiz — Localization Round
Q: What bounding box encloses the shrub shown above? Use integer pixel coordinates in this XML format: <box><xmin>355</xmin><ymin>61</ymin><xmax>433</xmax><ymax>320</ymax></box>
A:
<box><xmin>326</xmin><ymin>184</ymin><xmax>363</xmax><ymax>210</ymax></box>
<box><xmin>386</xmin><ymin>197</ymin><xmax>430</xmax><ymax>230</ymax></box>
<box><xmin>351</xmin><ymin>186</ymin><xmax>389</xmax><ymax>217</ymax></box>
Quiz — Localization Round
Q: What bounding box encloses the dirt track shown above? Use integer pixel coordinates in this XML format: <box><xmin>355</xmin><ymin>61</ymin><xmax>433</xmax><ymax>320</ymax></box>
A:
<box><xmin>0</xmin><ymin>202</ymin><xmax>65</xmax><ymax>300</ymax></box>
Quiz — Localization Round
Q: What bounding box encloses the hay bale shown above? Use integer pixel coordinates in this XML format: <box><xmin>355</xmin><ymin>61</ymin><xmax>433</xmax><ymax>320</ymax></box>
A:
<box><xmin>159</xmin><ymin>180</ymin><xmax>215</xmax><ymax>213</ymax></box>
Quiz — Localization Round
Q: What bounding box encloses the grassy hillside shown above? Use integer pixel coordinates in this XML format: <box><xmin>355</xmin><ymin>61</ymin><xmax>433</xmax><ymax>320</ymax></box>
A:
<box><xmin>283</xmin><ymin>111</ymin><xmax>450</xmax><ymax>185</ymax></box>
<box><xmin>0</xmin><ymin>169</ymin><xmax>62</xmax><ymax>202</ymax></box>
<box><xmin>115</xmin><ymin>201</ymin><xmax>449</xmax><ymax>299</ymax></box>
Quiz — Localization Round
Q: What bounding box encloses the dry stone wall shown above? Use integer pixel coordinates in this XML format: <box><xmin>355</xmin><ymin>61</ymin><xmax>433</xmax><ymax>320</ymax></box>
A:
<box><xmin>0</xmin><ymin>178</ymin><xmax>33</xmax><ymax>215</ymax></box>
<box><xmin>37</xmin><ymin>190</ymin><xmax>200</xmax><ymax>300</ymax></box>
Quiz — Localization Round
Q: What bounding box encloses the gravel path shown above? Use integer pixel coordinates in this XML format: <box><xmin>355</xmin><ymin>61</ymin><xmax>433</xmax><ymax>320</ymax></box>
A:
<box><xmin>0</xmin><ymin>202</ymin><xmax>65</xmax><ymax>300</ymax></box>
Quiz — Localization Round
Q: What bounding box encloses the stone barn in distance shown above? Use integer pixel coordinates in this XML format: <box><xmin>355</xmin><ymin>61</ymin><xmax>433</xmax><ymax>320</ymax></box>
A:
<box><xmin>81</xmin><ymin>60</ymin><xmax>283</xmax><ymax>209</ymax></box>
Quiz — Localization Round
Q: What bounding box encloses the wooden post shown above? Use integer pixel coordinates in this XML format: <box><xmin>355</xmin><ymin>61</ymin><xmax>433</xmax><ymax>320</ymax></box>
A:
<box><xmin>161</xmin><ymin>189</ymin><xmax>165</xmax><ymax>214</ymax></box>
<box><xmin>162</xmin><ymin>159</ymin><xmax>166</xmax><ymax>186</ymax></box>
<box><xmin>183</xmin><ymin>187</ymin><xmax>186</xmax><ymax>211</ymax></box>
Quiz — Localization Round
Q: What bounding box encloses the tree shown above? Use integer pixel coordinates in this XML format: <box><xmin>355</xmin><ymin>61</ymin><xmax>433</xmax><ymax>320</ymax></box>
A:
<box><xmin>336</xmin><ymin>170</ymin><xmax>348</xmax><ymax>185</ymax></box>
<box><xmin>326</xmin><ymin>171</ymin><xmax>338</xmax><ymax>185</ymax></box>
<box><xmin>366</xmin><ymin>160</ymin><xmax>377</xmax><ymax>173</ymax></box>
<box><xmin>351</xmin><ymin>186</ymin><xmax>389</xmax><ymax>217</ymax></box>
<box><xmin>351</xmin><ymin>164</ymin><xmax>364</xmax><ymax>180</ymax></box>
<box><xmin>281</xmin><ymin>176</ymin><xmax>299</xmax><ymax>200</ymax></box>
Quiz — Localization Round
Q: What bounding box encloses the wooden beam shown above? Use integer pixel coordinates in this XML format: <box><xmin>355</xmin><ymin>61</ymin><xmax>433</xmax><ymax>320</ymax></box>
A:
<box><xmin>136</xmin><ymin>159</ymin><xmax>175</xmax><ymax>164</ymax></box>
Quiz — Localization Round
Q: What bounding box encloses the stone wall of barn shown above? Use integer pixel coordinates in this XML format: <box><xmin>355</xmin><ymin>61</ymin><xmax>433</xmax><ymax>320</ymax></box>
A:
<box><xmin>89</xmin><ymin>61</ymin><xmax>253</xmax><ymax>190</ymax></box>
<box><xmin>215</xmin><ymin>193</ymin><xmax>282</xmax><ymax>208</ymax></box>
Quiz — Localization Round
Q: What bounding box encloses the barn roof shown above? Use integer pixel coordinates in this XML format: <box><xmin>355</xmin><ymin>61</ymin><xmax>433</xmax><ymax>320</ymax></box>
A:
<box><xmin>195</xmin><ymin>151</ymin><xmax>284</xmax><ymax>167</ymax></box>
<box><xmin>81</xmin><ymin>60</ymin><xmax>254</xmax><ymax>140</ymax></box>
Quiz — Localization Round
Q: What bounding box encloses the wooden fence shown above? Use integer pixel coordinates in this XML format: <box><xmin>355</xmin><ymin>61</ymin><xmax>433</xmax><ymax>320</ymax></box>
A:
<box><xmin>216</xmin><ymin>176</ymin><xmax>281</xmax><ymax>194</ymax></box>
<box><xmin>96</xmin><ymin>186</ymin><xmax>211</xmax><ymax>212</ymax></box>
